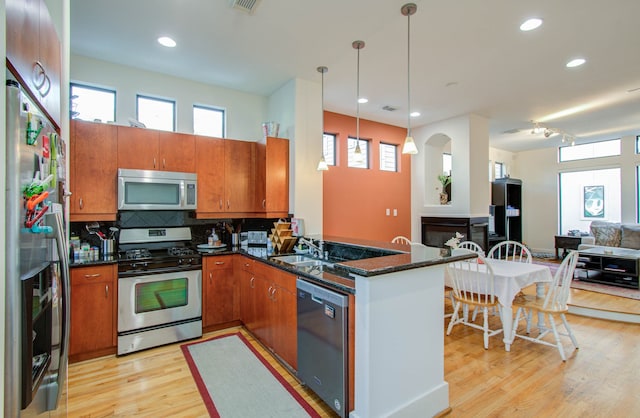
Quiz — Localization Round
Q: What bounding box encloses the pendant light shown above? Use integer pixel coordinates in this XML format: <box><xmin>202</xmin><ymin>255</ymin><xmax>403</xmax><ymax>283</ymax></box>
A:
<box><xmin>316</xmin><ymin>66</ymin><xmax>329</xmax><ymax>171</ymax></box>
<box><xmin>401</xmin><ymin>3</ymin><xmax>418</xmax><ymax>155</ymax></box>
<box><xmin>353</xmin><ymin>40</ymin><xmax>365</xmax><ymax>163</ymax></box>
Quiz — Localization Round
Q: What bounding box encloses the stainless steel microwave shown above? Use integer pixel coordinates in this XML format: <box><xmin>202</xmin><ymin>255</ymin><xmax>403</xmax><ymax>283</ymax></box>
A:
<box><xmin>117</xmin><ymin>169</ymin><xmax>197</xmax><ymax>210</ymax></box>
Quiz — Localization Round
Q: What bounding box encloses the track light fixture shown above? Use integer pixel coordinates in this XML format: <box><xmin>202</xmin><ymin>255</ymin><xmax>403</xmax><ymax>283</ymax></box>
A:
<box><xmin>531</xmin><ymin>121</ymin><xmax>577</xmax><ymax>145</ymax></box>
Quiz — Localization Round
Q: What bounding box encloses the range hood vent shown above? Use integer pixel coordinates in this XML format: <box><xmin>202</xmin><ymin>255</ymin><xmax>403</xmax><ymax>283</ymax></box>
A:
<box><xmin>229</xmin><ymin>0</ymin><xmax>261</xmax><ymax>14</ymax></box>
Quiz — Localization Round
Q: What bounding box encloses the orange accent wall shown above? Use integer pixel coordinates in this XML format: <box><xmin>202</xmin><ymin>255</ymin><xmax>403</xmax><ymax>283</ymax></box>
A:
<box><xmin>322</xmin><ymin>111</ymin><xmax>412</xmax><ymax>242</ymax></box>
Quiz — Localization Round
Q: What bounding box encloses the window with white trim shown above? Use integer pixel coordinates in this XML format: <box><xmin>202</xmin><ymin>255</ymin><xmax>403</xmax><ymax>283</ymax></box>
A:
<box><xmin>193</xmin><ymin>104</ymin><xmax>225</xmax><ymax>137</ymax></box>
<box><xmin>322</xmin><ymin>133</ymin><xmax>336</xmax><ymax>166</ymax></box>
<box><xmin>347</xmin><ymin>137</ymin><xmax>369</xmax><ymax>169</ymax></box>
<box><xmin>136</xmin><ymin>95</ymin><xmax>175</xmax><ymax>131</ymax></box>
<box><xmin>379</xmin><ymin>142</ymin><xmax>397</xmax><ymax>172</ymax></box>
<box><xmin>70</xmin><ymin>83</ymin><xmax>116</xmax><ymax>122</ymax></box>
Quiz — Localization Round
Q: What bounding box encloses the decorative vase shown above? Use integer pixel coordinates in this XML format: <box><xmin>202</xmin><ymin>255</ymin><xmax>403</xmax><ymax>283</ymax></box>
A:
<box><xmin>440</xmin><ymin>193</ymin><xmax>448</xmax><ymax>205</ymax></box>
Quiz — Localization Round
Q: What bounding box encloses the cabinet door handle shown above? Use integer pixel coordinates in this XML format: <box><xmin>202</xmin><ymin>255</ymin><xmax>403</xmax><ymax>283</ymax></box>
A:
<box><xmin>32</xmin><ymin>61</ymin><xmax>46</xmax><ymax>89</ymax></box>
<box><xmin>153</xmin><ymin>157</ymin><xmax>157</xmax><ymax>169</ymax></box>
<box><xmin>219</xmin><ymin>199</ymin><xmax>223</xmax><ymax>210</ymax></box>
<box><xmin>227</xmin><ymin>200</ymin><xmax>230</xmax><ymax>209</ymax></box>
<box><xmin>270</xmin><ymin>286</ymin><xmax>277</xmax><ymax>301</ymax></box>
<box><xmin>79</xmin><ymin>197</ymin><xmax>84</xmax><ymax>210</ymax></box>
<box><xmin>162</xmin><ymin>158</ymin><xmax>166</xmax><ymax>169</ymax></box>
<box><xmin>39</xmin><ymin>74</ymin><xmax>51</xmax><ymax>98</ymax></box>
<box><xmin>83</xmin><ymin>273</ymin><xmax>101</xmax><ymax>279</ymax></box>
<box><xmin>250</xmin><ymin>276</ymin><xmax>255</xmax><ymax>288</ymax></box>
<box><xmin>209</xmin><ymin>272</ymin><xmax>213</xmax><ymax>280</ymax></box>
<box><xmin>262</xmin><ymin>199</ymin><xmax>266</xmax><ymax>209</ymax></box>
<box><xmin>105</xmin><ymin>284</ymin><xmax>109</xmax><ymax>298</ymax></box>
<box><xmin>215</xmin><ymin>261</ymin><xmax>225</xmax><ymax>265</ymax></box>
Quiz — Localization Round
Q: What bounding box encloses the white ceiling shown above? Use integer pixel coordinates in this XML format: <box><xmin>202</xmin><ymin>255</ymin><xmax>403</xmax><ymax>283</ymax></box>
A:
<box><xmin>70</xmin><ymin>0</ymin><xmax>640</xmax><ymax>152</ymax></box>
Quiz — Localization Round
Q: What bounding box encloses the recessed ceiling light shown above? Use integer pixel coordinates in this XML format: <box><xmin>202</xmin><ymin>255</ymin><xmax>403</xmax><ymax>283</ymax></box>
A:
<box><xmin>410</xmin><ymin>111</ymin><xmax>420</xmax><ymax>118</ymax></box>
<box><xmin>566</xmin><ymin>58</ymin><xmax>586</xmax><ymax>68</ymax></box>
<box><xmin>358</xmin><ymin>97</ymin><xmax>368</xmax><ymax>104</ymax></box>
<box><xmin>157</xmin><ymin>36</ymin><xmax>176</xmax><ymax>48</ymax></box>
<box><xmin>520</xmin><ymin>18</ymin><xmax>543</xmax><ymax>31</ymax></box>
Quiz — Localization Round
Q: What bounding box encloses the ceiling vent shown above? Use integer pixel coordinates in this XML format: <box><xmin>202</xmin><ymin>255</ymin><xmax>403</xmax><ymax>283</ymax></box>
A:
<box><xmin>229</xmin><ymin>0</ymin><xmax>261</xmax><ymax>14</ymax></box>
<box><xmin>382</xmin><ymin>105</ymin><xmax>398</xmax><ymax>112</ymax></box>
<box><xmin>502</xmin><ymin>128</ymin><xmax>523</xmax><ymax>134</ymax></box>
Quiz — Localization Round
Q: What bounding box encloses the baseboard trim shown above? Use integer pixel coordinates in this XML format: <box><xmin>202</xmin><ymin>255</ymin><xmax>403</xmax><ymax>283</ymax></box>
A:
<box><xmin>569</xmin><ymin>305</ymin><xmax>640</xmax><ymax>324</ymax></box>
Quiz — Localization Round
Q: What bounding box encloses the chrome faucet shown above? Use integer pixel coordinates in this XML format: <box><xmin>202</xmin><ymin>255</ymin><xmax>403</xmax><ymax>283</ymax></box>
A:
<box><xmin>298</xmin><ymin>237</ymin><xmax>324</xmax><ymax>259</ymax></box>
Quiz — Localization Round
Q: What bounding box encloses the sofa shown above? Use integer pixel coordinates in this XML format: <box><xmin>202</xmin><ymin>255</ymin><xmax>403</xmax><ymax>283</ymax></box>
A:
<box><xmin>578</xmin><ymin>220</ymin><xmax>640</xmax><ymax>251</ymax></box>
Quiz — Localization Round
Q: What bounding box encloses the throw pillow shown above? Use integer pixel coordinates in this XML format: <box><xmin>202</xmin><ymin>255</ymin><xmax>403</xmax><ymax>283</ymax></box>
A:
<box><xmin>590</xmin><ymin>221</ymin><xmax>621</xmax><ymax>246</ymax></box>
<box><xmin>621</xmin><ymin>224</ymin><xmax>640</xmax><ymax>249</ymax></box>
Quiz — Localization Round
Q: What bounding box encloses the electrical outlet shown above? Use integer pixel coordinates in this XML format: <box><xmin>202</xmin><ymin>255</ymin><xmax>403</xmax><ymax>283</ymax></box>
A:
<box><xmin>386</xmin><ymin>208</ymin><xmax>390</xmax><ymax>216</ymax></box>
<box><xmin>393</xmin><ymin>209</ymin><xmax>398</xmax><ymax>216</ymax></box>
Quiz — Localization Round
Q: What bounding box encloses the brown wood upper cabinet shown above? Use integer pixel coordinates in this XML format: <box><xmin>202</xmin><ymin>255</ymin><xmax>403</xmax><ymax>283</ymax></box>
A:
<box><xmin>196</xmin><ymin>136</ymin><xmax>289</xmax><ymax>218</ymax></box>
<box><xmin>256</xmin><ymin>136</ymin><xmax>290</xmax><ymax>217</ymax></box>
<box><xmin>69</xmin><ymin>120</ymin><xmax>118</xmax><ymax>221</ymax></box>
<box><xmin>6</xmin><ymin>0</ymin><xmax>61</xmax><ymax>128</ymax></box>
<box><xmin>117</xmin><ymin>126</ymin><xmax>196</xmax><ymax>172</ymax></box>
<box><xmin>195</xmin><ymin>137</ymin><xmax>256</xmax><ymax>217</ymax></box>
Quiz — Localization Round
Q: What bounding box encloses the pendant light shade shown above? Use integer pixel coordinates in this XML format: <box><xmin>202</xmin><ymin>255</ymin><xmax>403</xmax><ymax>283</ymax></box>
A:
<box><xmin>353</xmin><ymin>40</ymin><xmax>365</xmax><ymax>163</ymax></box>
<box><xmin>401</xmin><ymin>3</ymin><xmax>418</xmax><ymax>155</ymax></box>
<box><xmin>317</xmin><ymin>66</ymin><xmax>329</xmax><ymax>171</ymax></box>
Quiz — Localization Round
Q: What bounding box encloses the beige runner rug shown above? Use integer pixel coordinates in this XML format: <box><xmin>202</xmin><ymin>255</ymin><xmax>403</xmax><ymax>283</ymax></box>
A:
<box><xmin>181</xmin><ymin>332</ymin><xmax>320</xmax><ymax>418</ymax></box>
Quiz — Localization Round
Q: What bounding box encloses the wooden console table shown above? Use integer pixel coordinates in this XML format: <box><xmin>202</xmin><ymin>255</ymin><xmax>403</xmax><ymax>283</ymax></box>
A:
<box><xmin>555</xmin><ymin>235</ymin><xmax>582</xmax><ymax>259</ymax></box>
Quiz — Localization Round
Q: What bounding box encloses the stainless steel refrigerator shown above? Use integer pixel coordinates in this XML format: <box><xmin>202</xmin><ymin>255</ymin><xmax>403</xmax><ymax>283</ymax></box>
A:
<box><xmin>5</xmin><ymin>72</ymin><xmax>70</xmax><ymax>416</ymax></box>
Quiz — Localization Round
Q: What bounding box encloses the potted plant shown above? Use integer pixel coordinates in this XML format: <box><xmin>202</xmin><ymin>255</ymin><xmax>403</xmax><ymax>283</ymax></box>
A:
<box><xmin>437</xmin><ymin>174</ymin><xmax>451</xmax><ymax>204</ymax></box>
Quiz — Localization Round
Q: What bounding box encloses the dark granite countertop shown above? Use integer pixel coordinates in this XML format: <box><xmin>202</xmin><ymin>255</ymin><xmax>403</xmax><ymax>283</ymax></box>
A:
<box><xmin>69</xmin><ymin>256</ymin><xmax>118</xmax><ymax>268</ymax></box>
<box><xmin>202</xmin><ymin>235</ymin><xmax>475</xmax><ymax>294</ymax></box>
<box><xmin>70</xmin><ymin>236</ymin><xmax>475</xmax><ymax>295</ymax></box>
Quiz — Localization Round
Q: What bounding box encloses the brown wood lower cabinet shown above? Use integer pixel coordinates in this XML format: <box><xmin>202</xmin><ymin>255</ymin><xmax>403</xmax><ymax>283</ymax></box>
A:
<box><xmin>237</xmin><ymin>256</ymin><xmax>297</xmax><ymax>369</ymax></box>
<box><xmin>69</xmin><ymin>264</ymin><xmax>117</xmax><ymax>363</ymax></box>
<box><xmin>202</xmin><ymin>256</ymin><xmax>239</xmax><ymax>331</ymax></box>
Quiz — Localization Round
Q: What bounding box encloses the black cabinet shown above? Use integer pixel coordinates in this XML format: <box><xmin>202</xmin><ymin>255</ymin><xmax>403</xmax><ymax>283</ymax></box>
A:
<box><xmin>491</xmin><ymin>178</ymin><xmax>522</xmax><ymax>243</ymax></box>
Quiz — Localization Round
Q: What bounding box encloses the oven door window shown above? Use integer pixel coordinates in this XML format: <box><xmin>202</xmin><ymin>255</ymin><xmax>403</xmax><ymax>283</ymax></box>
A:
<box><xmin>135</xmin><ymin>277</ymin><xmax>188</xmax><ymax>313</ymax></box>
<box><xmin>125</xmin><ymin>181</ymin><xmax>181</xmax><ymax>205</ymax></box>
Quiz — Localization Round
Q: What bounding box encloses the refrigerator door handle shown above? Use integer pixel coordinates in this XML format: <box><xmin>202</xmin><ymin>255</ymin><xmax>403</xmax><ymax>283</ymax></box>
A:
<box><xmin>45</xmin><ymin>204</ymin><xmax>70</xmax><ymax>410</ymax></box>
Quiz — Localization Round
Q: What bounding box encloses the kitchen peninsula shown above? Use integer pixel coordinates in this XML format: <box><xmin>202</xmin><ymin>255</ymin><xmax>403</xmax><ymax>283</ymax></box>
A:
<box><xmin>255</xmin><ymin>235</ymin><xmax>474</xmax><ymax>417</ymax></box>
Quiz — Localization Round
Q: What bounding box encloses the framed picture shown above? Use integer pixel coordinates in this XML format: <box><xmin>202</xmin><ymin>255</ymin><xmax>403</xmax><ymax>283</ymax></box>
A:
<box><xmin>583</xmin><ymin>185</ymin><xmax>604</xmax><ymax>218</ymax></box>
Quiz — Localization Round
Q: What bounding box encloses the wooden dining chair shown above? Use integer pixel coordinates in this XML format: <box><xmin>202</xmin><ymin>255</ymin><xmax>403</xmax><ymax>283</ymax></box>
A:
<box><xmin>391</xmin><ymin>235</ymin><xmax>412</xmax><ymax>245</ymax></box>
<box><xmin>457</xmin><ymin>241</ymin><xmax>485</xmax><ymax>257</ymax></box>
<box><xmin>487</xmin><ymin>240</ymin><xmax>532</xmax><ymax>263</ymax></box>
<box><xmin>510</xmin><ymin>250</ymin><xmax>579</xmax><ymax>361</ymax></box>
<box><xmin>446</xmin><ymin>255</ymin><xmax>503</xmax><ymax>349</ymax></box>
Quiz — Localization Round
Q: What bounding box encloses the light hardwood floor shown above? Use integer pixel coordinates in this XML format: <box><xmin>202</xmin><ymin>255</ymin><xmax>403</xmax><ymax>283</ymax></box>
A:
<box><xmin>66</xmin><ymin>290</ymin><xmax>640</xmax><ymax>417</ymax></box>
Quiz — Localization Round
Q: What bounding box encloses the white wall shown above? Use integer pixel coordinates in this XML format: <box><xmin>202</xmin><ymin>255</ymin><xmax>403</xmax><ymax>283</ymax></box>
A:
<box><xmin>410</xmin><ymin>114</ymin><xmax>490</xmax><ymax>240</ymax></box>
<box><xmin>266</xmin><ymin>77</ymin><xmax>324</xmax><ymax>235</ymax></box>
<box><xmin>291</xmin><ymin>78</ymin><xmax>323</xmax><ymax>235</ymax></box>
<box><xmin>515</xmin><ymin>134</ymin><xmax>639</xmax><ymax>254</ymax></box>
<box><xmin>70</xmin><ymin>54</ymin><xmax>268</xmax><ymax>141</ymax></box>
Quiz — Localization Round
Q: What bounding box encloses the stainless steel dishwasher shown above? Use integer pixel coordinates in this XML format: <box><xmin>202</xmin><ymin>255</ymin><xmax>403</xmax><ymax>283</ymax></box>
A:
<box><xmin>296</xmin><ymin>279</ymin><xmax>349</xmax><ymax>418</ymax></box>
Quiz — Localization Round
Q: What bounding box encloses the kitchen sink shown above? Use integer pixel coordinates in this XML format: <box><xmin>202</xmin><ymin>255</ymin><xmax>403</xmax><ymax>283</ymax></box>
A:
<box><xmin>271</xmin><ymin>254</ymin><xmax>334</xmax><ymax>268</ymax></box>
<box><xmin>271</xmin><ymin>254</ymin><xmax>312</xmax><ymax>264</ymax></box>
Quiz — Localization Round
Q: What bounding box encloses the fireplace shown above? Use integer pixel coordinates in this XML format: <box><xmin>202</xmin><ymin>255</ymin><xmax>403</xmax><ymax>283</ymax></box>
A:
<box><xmin>421</xmin><ymin>216</ymin><xmax>489</xmax><ymax>251</ymax></box>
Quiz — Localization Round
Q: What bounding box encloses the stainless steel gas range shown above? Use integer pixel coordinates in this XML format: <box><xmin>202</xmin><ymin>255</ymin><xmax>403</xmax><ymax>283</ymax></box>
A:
<box><xmin>117</xmin><ymin>227</ymin><xmax>202</xmax><ymax>355</ymax></box>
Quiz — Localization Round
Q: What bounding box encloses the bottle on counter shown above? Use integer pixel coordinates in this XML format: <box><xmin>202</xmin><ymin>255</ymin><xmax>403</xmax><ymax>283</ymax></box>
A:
<box><xmin>208</xmin><ymin>229</ymin><xmax>219</xmax><ymax>246</ymax></box>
